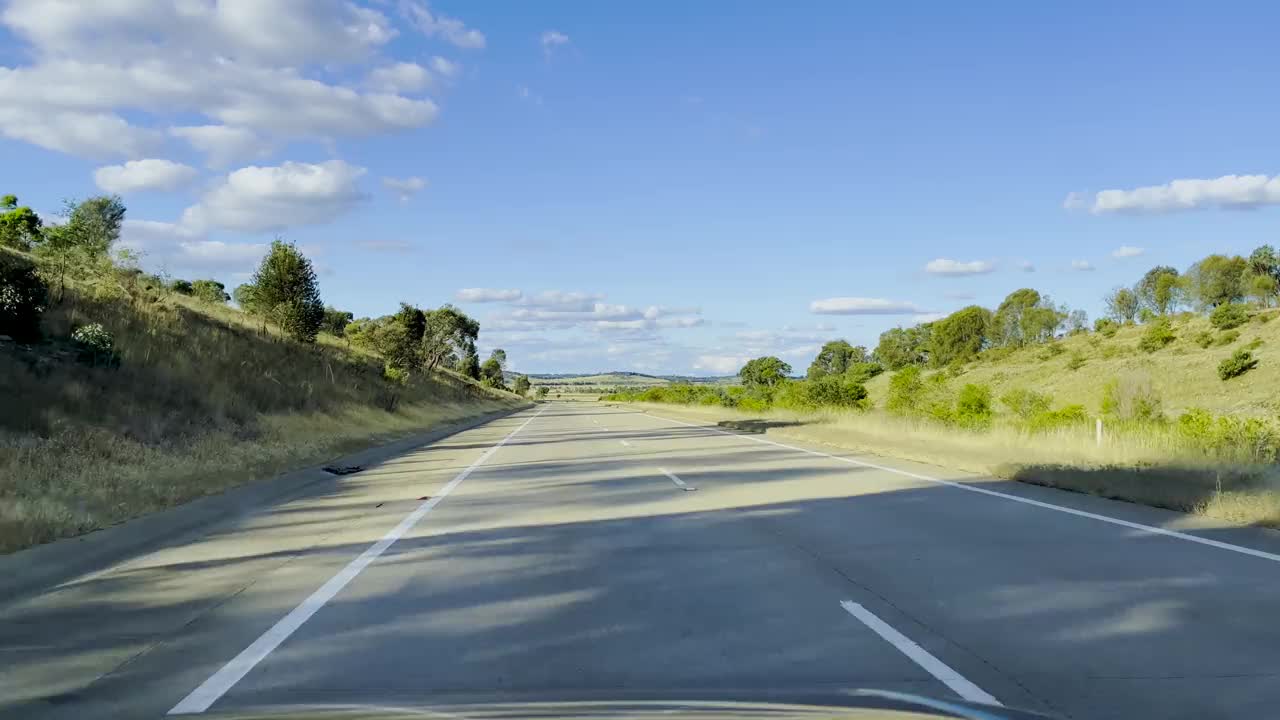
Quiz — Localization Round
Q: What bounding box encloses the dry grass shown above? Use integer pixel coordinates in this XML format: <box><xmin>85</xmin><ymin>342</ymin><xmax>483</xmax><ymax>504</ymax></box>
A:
<box><xmin>617</xmin><ymin>401</ymin><xmax>1280</xmax><ymax>529</ymax></box>
<box><xmin>1</xmin><ymin>264</ymin><xmax>523</xmax><ymax>553</ymax></box>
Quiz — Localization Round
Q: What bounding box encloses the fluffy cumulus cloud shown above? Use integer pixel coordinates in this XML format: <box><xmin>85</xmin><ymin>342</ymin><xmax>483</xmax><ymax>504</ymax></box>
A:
<box><xmin>1112</xmin><ymin>245</ymin><xmax>1145</xmax><ymax>258</ymax></box>
<box><xmin>0</xmin><ymin>0</ymin><xmax>468</xmax><ymax>162</ymax></box>
<box><xmin>181</xmin><ymin>160</ymin><xmax>368</xmax><ymax>233</ymax></box>
<box><xmin>457</xmin><ymin>288</ymin><xmax>523</xmax><ymax>303</ymax></box>
<box><xmin>93</xmin><ymin>159</ymin><xmax>198</xmax><ymax>193</ymax></box>
<box><xmin>382</xmin><ymin>176</ymin><xmax>427</xmax><ymax>201</ymax></box>
<box><xmin>1071</xmin><ymin>174</ymin><xmax>1280</xmax><ymax>214</ymax></box>
<box><xmin>924</xmin><ymin>258</ymin><xmax>995</xmax><ymax>276</ymax></box>
<box><xmin>810</xmin><ymin>297</ymin><xmax>924</xmax><ymax>315</ymax></box>
<box><xmin>119</xmin><ymin>219</ymin><xmax>267</xmax><ymax>275</ymax></box>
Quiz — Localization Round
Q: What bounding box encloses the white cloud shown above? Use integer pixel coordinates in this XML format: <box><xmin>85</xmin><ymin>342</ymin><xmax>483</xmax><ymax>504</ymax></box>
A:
<box><xmin>457</xmin><ymin>288</ymin><xmax>523</xmax><ymax>303</ymax></box>
<box><xmin>1062</xmin><ymin>191</ymin><xmax>1088</xmax><ymax>210</ymax></box>
<box><xmin>541</xmin><ymin>30</ymin><xmax>570</xmax><ymax>57</ymax></box>
<box><xmin>399</xmin><ymin>1</ymin><xmax>486</xmax><ymax>49</ymax></box>
<box><xmin>0</xmin><ymin>1</ymin><xmax>449</xmax><ymax>162</ymax></box>
<box><xmin>1075</xmin><ymin>174</ymin><xmax>1280</xmax><ymax>214</ymax></box>
<box><xmin>924</xmin><ymin>258</ymin><xmax>995</xmax><ymax>276</ymax></box>
<box><xmin>430</xmin><ymin>56</ymin><xmax>460</xmax><ymax>79</ymax></box>
<box><xmin>1018</xmin><ymin>261</ymin><xmax>1036</xmax><ymax>272</ymax></box>
<box><xmin>367</xmin><ymin>62</ymin><xmax>432</xmax><ymax>93</ymax></box>
<box><xmin>1112</xmin><ymin>245</ymin><xmax>1145</xmax><ymax>258</ymax></box>
<box><xmin>181</xmin><ymin>160</ymin><xmax>367</xmax><ymax>233</ymax></box>
<box><xmin>170</xmin><ymin>125</ymin><xmax>268</xmax><ymax>168</ymax></box>
<box><xmin>1071</xmin><ymin>259</ymin><xmax>1095</xmax><ymax>271</ymax></box>
<box><xmin>119</xmin><ymin>219</ymin><xmax>266</xmax><ymax>274</ymax></box>
<box><xmin>810</xmin><ymin>297</ymin><xmax>924</xmax><ymax>315</ymax></box>
<box><xmin>382</xmin><ymin>176</ymin><xmax>427</xmax><ymax>202</ymax></box>
<box><xmin>694</xmin><ymin>355</ymin><xmax>751</xmax><ymax>375</ymax></box>
<box><xmin>520</xmin><ymin>290</ymin><xmax>604</xmax><ymax>311</ymax></box>
<box><xmin>94</xmin><ymin>159</ymin><xmax>198</xmax><ymax>193</ymax></box>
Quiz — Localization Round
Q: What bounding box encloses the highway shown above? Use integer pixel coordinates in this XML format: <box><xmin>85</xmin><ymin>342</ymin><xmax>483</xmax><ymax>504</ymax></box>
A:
<box><xmin>7</xmin><ymin>402</ymin><xmax>1280</xmax><ymax>719</ymax></box>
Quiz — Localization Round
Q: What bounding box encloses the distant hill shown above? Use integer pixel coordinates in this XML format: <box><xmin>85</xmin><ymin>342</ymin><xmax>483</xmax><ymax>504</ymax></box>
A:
<box><xmin>513</xmin><ymin>371</ymin><xmax>736</xmax><ymax>390</ymax></box>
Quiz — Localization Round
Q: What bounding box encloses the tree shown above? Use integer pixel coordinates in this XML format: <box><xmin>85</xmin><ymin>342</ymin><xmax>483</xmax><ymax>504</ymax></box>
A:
<box><xmin>170</xmin><ymin>279</ymin><xmax>194</xmax><ymax>295</ymax></box>
<box><xmin>929</xmin><ymin>305</ymin><xmax>992</xmax><ymax>366</ymax></box>
<box><xmin>739</xmin><ymin>356</ymin><xmax>791</xmax><ymax>387</ymax></box>
<box><xmin>0</xmin><ymin>195</ymin><xmax>43</xmax><ymax>251</ymax></box>
<box><xmin>232</xmin><ymin>283</ymin><xmax>259</xmax><ymax>311</ymax></box>
<box><xmin>249</xmin><ymin>239</ymin><xmax>324</xmax><ymax>343</ymax></box>
<box><xmin>421</xmin><ymin>305</ymin><xmax>480</xmax><ymax>371</ymax></box>
<box><xmin>457</xmin><ymin>351</ymin><xmax>481</xmax><ymax>380</ymax></box>
<box><xmin>1104</xmin><ymin>287</ymin><xmax>1140</xmax><ymax>324</ymax></box>
<box><xmin>480</xmin><ymin>349</ymin><xmax>506</xmax><ymax>388</ymax></box>
<box><xmin>1248</xmin><ymin>245</ymin><xmax>1280</xmax><ymax>282</ymax></box>
<box><xmin>874</xmin><ymin>324</ymin><xmax>931</xmax><ymax>369</ymax></box>
<box><xmin>321</xmin><ymin>307</ymin><xmax>354</xmax><ymax>336</ymax></box>
<box><xmin>1136</xmin><ymin>266</ymin><xmax>1181</xmax><ymax>315</ymax></box>
<box><xmin>1247</xmin><ymin>273</ymin><xmax>1279</xmax><ymax>307</ymax></box>
<box><xmin>513</xmin><ymin>375</ymin><xmax>532</xmax><ymax>395</ymax></box>
<box><xmin>1067</xmin><ymin>309</ymin><xmax>1089</xmax><ymax>334</ymax></box>
<box><xmin>36</xmin><ymin>195</ymin><xmax>126</xmax><ymax>301</ymax></box>
<box><xmin>1185</xmin><ymin>254</ymin><xmax>1248</xmax><ymax>308</ymax></box>
<box><xmin>536</xmin><ymin>386</ymin><xmax>550</xmax><ymax>399</ymax></box>
<box><xmin>382</xmin><ymin>303</ymin><xmax>426</xmax><ymax>371</ymax></box>
<box><xmin>191</xmin><ymin>279</ymin><xmax>230</xmax><ymax>304</ymax></box>
<box><xmin>806</xmin><ymin>339</ymin><xmax>867</xmax><ymax>379</ymax></box>
<box><xmin>0</xmin><ymin>251</ymin><xmax>48</xmax><ymax>341</ymax></box>
<box><xmin>991</xmin><ymin>288</ymin><xmax>1040</xmax><ymax>346</ymax></box>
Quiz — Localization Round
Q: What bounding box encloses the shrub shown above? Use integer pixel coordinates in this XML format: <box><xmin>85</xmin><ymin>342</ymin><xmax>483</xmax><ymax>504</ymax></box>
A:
<box><xmin>71</xmin><ymin>322</ymin><xmax>117</xmax><ymax>367</ymax></box>
<box><xmin>1028</xmin><ymin>404</ymin><xmax>1089</xmax><ymax>432</ymax></box>
<box><xmin>979</xmin><ymin>345</ymin><xmax>1017</xmax><ymax>363</ymax></box>
<box><xmin>169</xmin><ymin>279</ymin><xmax>193</xmax><ymax>295</ymax></box>
<box><xmin>1218</xmin><ymin>350</ymin><xmax>1258</xmax><ymax>381</ymax></box>
<box><xmin>1037</xmin><ymin>342</ymin><xmax>1065</xmax><ymax>361</ymax></box>
<box><xmin>1244</xmin><ymin>337</ymin><xmax>1264</xmax><ymax>351</ymax></box>
<box><xmin>1209</xmin><ymin>302</ymin><xmax>1250</xmax><ymax>330</ymax></box>
<box><xmin>1094</xmin><ymin>318</ymin><xmax>1118</xmax><ymax>337</ymax></box>
<box><xmin>1000</xmin><ymin>387</ymin><xmax>1052</xmax><ymax>420</ymax></box>
<box><xmin>1194</xmin><ymin>330</ymin><xmax>1214</xmax><ymax>349</ymax></box>
<box><xmin>1254</xmin><ymin>311</ymin><xmax>1276</xmax><ymax>325</ymax></box>
<box><xmin>1101</xmin><ymin>373</ymin><xmax>1163</xmax><ymax>421</ymax></box>
<box><xmin>1214</xmin><ymin>329</ymin><xmax>1240</xmax><ymax>347</ymax></box>
<box><xmin>190</xmin><ymin>279</ymin><xmax>230</xmax><ymax>304</ymax></box>
<box><xmin>0</xmin><ymin>251</ymin><xmax>48</xmax><ymax>341</ymax></box>
<box><xmin>1177</xmin><ymin>408</ymin><xmax>1280</xmax><ymax>463</ymax></box>
<box><xmin>885</xmin><ymin>366</ymin><xmax>925</xmax><ymax>415</ymax></box>
<box><xmin>1137</xmin><ymin>317</ymin><xmax>1176</xmax><ymax>353</ymax></box>
<box><xmin>845</xmin><ymin>361</ymin><xmax>884</xmax><ymax>383</ymax></box>
<box><xmin>1066</xmin><ymin>351</ymin><xmax>1086</xmax><ymax>371</ymax></box>
<box><xmin>251</xmin><ymin>239</ymin><xmax>324</xmax><ymax>343</ymax></box>
<box><xmin>804</xmin><ymin>375</ymin><xmax>869</xmax><ymax>409</ymax></box>
<box><xmin>954</xmin><ymin>383</ymin><xmax>994</xmax><ymax>429</ymax></box>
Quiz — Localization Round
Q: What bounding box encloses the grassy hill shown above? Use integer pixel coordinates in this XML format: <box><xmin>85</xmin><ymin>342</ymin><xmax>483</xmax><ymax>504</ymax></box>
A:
<box><xmin>1</xmin><ymin>250</ymin><xmax>523</xmax><ymax>553</ymax></box>
<box><xmin>863</xmin><ymin>310</ymin><xmax>1279</xmax><ymax>418</ymax></box>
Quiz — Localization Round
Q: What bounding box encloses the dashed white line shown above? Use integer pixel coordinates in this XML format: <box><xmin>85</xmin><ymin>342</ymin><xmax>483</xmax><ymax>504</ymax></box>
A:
<box><xmin>619</xmin><ymin>439</ymin><xmax>631</xmax><ymax>447</ymax></box>
<box><xmin>840</xmin><ymin>601</ymin><xmax>1001</xmax><ymax>706</ymax></box>
<box><xmin>645</xmin><ymin>411</ymin><xmax>1280</xmax><ymax>566</ymax></box>
<box><xmin>168</xmin><ymin>405</ymin><xmax>548</xmax><ymax>715</ymax></box>
<box><xmin>659</xmin><ymin>467</ymin><xmax>696</xmax><ymax>491</ymax></box>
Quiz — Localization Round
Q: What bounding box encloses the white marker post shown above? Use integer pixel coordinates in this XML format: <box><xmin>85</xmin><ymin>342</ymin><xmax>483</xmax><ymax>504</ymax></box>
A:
<box><xmin>1095</xmin><ymin>417</ymin><xmax>1103</xmax><ymax>447</ymax></box>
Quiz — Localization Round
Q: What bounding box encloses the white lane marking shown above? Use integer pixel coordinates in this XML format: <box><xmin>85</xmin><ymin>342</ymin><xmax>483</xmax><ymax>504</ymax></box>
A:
<box><xmin>168</xmin><ymin>406</ymin><xmax>548</xmax><ymax>715</ymax></box>
<box><xmin>840</xmin><ymin>601</ymin><xmax>1001</xmax><ymax>706</ymax></box>
<box><xmin>602</xmin><ymin>427</ymin><xmax>611</xmax><ymax>432</ymax></box>
<box><xmin>646</xmin><ymin>411</ymin><xmax>1280</xmax><ymax>565</ymax></box>
<box><xmin>659</xmin><ymin>467</ymin><xmax>696</xmax><ymax>491</ymax></box>
<box><xmin>619</xmin><ymin>439</ymin><xmax>631</xmax><ymax>447</ymax></box>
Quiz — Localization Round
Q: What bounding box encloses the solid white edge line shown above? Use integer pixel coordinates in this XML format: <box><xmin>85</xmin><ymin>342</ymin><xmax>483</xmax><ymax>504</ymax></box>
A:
<box><xmin>619</xmin><ymin>439</ymin><xmax>631</xmax><ymax>447</ymax></box>
<box><xmin>644</xmin><ymin>411</ymin><xmax>1280</xmax><ymax>565</ymax></box>
<box><xmin>168</xmin><ymin>405</ymin><xmax>548</xmax><ymax>715</ymax></box>
<box><xmin>658</xmin><ymin>467</ymin><xmax>693</xmax><ymax>490</ymax></box>
<box><xmin>840</xmin><ymin>601</ymin><xmax>1001</xmax><ymax>706</ymax></box>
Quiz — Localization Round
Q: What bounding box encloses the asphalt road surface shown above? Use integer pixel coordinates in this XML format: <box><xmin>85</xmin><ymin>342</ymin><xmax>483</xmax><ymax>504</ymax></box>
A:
<box><xmin>7</xmin><ymin>402</ymin><xmax>1280</xmax><ymax>719</ymax></box>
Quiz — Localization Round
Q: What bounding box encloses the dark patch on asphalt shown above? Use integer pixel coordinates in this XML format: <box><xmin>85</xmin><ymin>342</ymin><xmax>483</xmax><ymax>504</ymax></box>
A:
<box><xmin>322</xmin><ymin>464</ymin><xmax>364</xmax><ymax>475</ymax></box>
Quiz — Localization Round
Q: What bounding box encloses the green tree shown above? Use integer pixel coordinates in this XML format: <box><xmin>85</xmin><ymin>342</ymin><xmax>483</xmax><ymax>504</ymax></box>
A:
<box><xmin>1248</xmin><ymin>245</ymin><xmax>1280</xmax><ymax>282</ymax></box>
<box><xmin>381</xmin><ymin>303</ymin><xmax>426</xmax><ymax>371</ymax></box>
<box><xmin>0</xmin><ymin>195</ymin><xmax>43</xmax><ymax>251</ymax></box>
<box><xmin>1185</xmin><ymin>254</ymin><xmax>1248</xmax><ymax>308</ymax></box>
<box><xmin>321</xmin><ymin>307</ymin><xmax>353</xmax><ymax>336</ymax></box>
<box><xmin>1104</xmin><ymin>287</ymin><xmax>1140</xmax><ymax>323</ymax></box>
<box><xmin>190</xmin><ymin>279</ymin><xmax>230</xmax><ymax>304</ymax></box>
<box><xmin>421</xmin><ymin>305</ymin><xmax>480</xmax><ymax>371</ymax></box>
<box><xmin>480</xmin><ymin>354</ymin><xmax>506</xmax><ymax>388</ymax></box>
<box><xmin>929</xmin><ymin>305</ymin><xmax>992</xmax><ymax>366</ymax></box>
<box><xmin>1136</xmin><ymin>266</ymin><xmax>1181</xmax><ymax>315</ymax></box>
<box><xmin>806</xmin><ymin>339</ymin><xmax>867</xmax><ymax>379</ymax></box>
<box><xmin>169</xmin><ymin>279</ymin><xmax>194</xmax><ymax>295</ymax></box>
<box><xmin>739</xmin><ymin>356</ymin><xmax>791</xmax><ymax>387</ymax></box>
<box><xmin>1247</xmin><ymin>273</ymin><xmax>1279</xmax><ymax>307</ymax></box>
<box><xmin>0</xmin><ymin>252</ymin><xmax>48</xmax><ymax>341</ymax></box>
<box><xmin>874</xmin><ymin>324</ymin><xmax>931</xmax><ymax>369</ymax></box>
<box><xmin>457</xmin><ymin>351</ymin><xmax>481</xmax><ymax>380</ymax></box>
<box><xmin>513</xmin><ymin>375</ymin><xmax>532</xmax><ymax>395</ymax></box>
<box><xmin>232</xmin><ymin>283</ymin><xmax>259</xmax><ymax>311</ymax></box>
<box><xmin>1067</xmin><ymin>309</ymin><xmax>1089</xmax><ymax>334</ymax></box>
<box><xmin>536</xmin><ymin>386</ymin><xmax>550</xmax><ymax>398</ymax></box>
<box><xmin>36</xmin><ymin>195</ymin><xmax>126</xmax><ymax>301</ymax></box>
<box><xmin>249</xmin><ymin>239</ymin><xmax>324</xmax><ymax>343</ymax></box>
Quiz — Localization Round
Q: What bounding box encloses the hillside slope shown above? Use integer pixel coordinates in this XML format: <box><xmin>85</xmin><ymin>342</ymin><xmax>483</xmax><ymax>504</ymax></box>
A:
<box><xmin>0</xmin><ymin>263</ymin><xmax>524</xmax><ymax>553</ymax></box>
<box><xmin>864</xmin><ymin>310</ymin><xmax>1279</xmax><ymax>418</ymax></box>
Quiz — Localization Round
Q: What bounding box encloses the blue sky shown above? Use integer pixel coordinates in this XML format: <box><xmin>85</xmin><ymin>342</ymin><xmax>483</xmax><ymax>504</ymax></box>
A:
<box><xmin>2</xmin><ymin>1</ymin><xmax>1278</xmax><ymax>374</ymax></box>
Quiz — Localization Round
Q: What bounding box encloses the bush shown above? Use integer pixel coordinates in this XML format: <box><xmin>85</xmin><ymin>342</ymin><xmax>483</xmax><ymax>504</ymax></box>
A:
<box><xmin>1218</xmin><ymin>350</ymin><xmax>1258</xmax><ymax>381</ymax></box>
<box><xmin>1101</xmin><ymin>373</ymin><xmax>1163</xmax><ymax>421</ymax></box>
<box><xmin>190</xmin><ymin>279</ymin><xmax>230</xmax><ymax>304</ymax></box>
<box><xmin>1037</xmin><ymin>342</ymin><xmax>1065</xmax><ymax>361</ymax></box>
<box><xmin>71</xmin><ymin>322</ymin><xmax>118</xmax><ymax>367</ymax></box>
<box><xmin>1244</xmin><ymin>337</ymin><xmax>1264</xmax><ymax>351</ymax></box>
<box><xmin>1194</xmin><ymin>330</ymin><xmax>1214</xmax><ymax>349</ymax></box>
<box><xmin>885</xmin><ymin>366</ymin><xmax>925</xmax><ymax>415</ymax></box>
<box><xmin>1137</xmin><ymin>317</ymin><xmax>1176</xmax><ymax>353</ymax></box>
<box><xmin>1066</xmin><ymin>351</ymin><xmax>1086</xmax><ymax>371</ymax></box>
<box><xmin>1210</xmin><ymin>302</ymin><xmax>1250</xmax><ymax>330</ymax></box>
<box><xmin>1094</xmin><ymin>318</ymin><xmax>1118</xmax><ymax>337</ymax></box>
<box><xmin>954</xmin><ymin>383</ymin><xmax>994</xmax><ymax>429</ymax></box>
<box><xmin>169</xmin><ymin>279</ymin><xmax>193</xmax><ymax>295</ymax></box>
<box><xmin>0</xmin><ymin>251</ymin><xmax>48</xmax><ymax>341</ymax></box>
<box><xmin>1000</xmin><ymin>387</ymin><xmax>1052</xmax><ymax>420</ymax></box>
<box><xmin>845</xmin><ymin>361</ymin><xmax>884</xmax><ymax>383</ymax></box>
<box><xmin>804</xmin><ymin>375</ymin><xmax>869</xmax><ymax>409</ymax></box>
<box><xmin>1027</xmin><ymin>404</ymin><xmax>1089</xmax><ymax>432</ymax></box>
<box><xmin>1214</xmin><ymin>329</ymin><xmax>1240</xmax><ymax>347</ymax></box>
<box><xmin>1177</xmin><ymin>408</ymin><xmax>1279</xmax><ymax>462</ymax></box>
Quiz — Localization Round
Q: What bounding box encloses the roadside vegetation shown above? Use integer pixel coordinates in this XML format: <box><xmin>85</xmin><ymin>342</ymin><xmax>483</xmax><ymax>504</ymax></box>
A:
<box><xmin>607</xmin><ymin>247</ymin><xmax>1280</xmax><ymax>527</ymax></box>
<box><xmin>1</xmin><ymin>193</ymin><xmax>527</xmax><ymax>553</ymax></box>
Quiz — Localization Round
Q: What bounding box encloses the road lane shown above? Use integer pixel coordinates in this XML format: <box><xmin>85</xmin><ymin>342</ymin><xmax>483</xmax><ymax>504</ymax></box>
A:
<box><xmin>10</xmin><ymin>401</ymin><xmax>1280</xmax><ymax>720</ymax></box>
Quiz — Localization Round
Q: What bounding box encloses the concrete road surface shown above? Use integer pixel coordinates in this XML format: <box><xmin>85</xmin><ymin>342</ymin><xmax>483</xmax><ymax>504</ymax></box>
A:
<box><xmin>7</xmin><ymin>402</ymin><xmax>1280</xmax><ymax>719</ymax></box>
